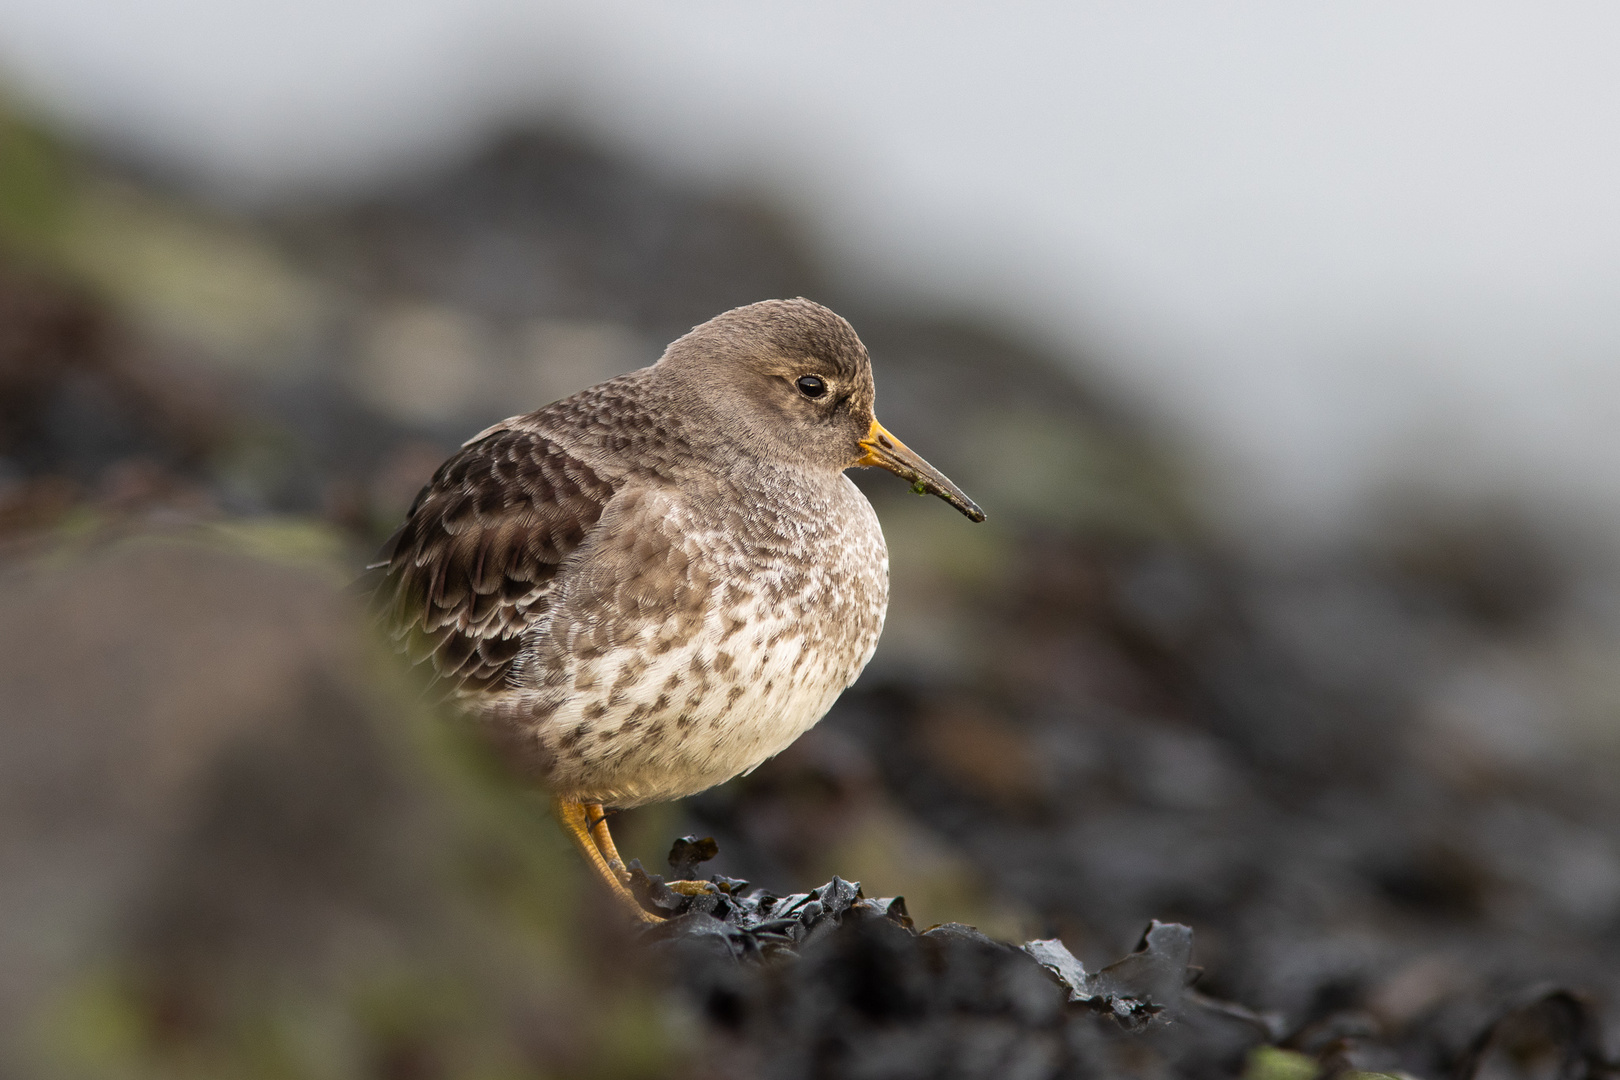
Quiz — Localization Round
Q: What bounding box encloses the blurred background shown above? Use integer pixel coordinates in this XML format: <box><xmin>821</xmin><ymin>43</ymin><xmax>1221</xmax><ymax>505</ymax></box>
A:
<box><xmin>6</xmin><ymin>2</ymin><xmax>1620</xmax><ymax>1077</ymax></box>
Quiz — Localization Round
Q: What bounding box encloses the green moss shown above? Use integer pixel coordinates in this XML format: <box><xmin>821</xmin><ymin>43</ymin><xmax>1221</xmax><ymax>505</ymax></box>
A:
<box><xmin>54</xmin><ymin>180</ymin><xmax>320</xmax><ymax>360</ymax></box>
<box><xmin>1243</xmin><ymin>1046</ymin><xmax>1320</xmax><ymax>1080</ymax></box>
<box><xmin>29</xmin><ymin>970</ymin><xmax>147</xmax><ymax>1078</ymax></box>
<box><xmin>202</xmin><ymin>518</ymin><xmax>352</xmax><ymax>575</ymax></box>
<box><xmin>0</xmin><ymin>103</ymin><xmax>72</xmax><ymax>253</ymax></box>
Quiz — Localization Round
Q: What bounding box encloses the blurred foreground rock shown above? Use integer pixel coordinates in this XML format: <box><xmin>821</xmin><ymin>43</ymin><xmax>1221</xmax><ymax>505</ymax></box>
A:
<box><xmin>0</xmin><ymin>534</ymin><xmax>669</xmax><ymax>1079</ymax></box>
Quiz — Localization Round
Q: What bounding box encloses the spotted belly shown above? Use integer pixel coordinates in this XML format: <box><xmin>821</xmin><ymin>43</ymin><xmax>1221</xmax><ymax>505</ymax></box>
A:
<box><xmin>500</xmin><ymin>596</ymin><xmax>874</xmax><ymax>806</ymax></box>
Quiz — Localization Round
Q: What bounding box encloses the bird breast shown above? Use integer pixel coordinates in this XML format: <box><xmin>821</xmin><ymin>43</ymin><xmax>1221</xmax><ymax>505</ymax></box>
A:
<box><xmin>493</xmin><ymin>470</ymin><xmax>889</xmax><ymax>807</ymax></box>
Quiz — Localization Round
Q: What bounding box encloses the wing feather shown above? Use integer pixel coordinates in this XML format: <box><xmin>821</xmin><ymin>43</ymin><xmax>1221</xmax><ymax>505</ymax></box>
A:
<box><xmin>368</xmin><ymin>424</ymin><xmax>618</xmax><ymax>693</ymax></box>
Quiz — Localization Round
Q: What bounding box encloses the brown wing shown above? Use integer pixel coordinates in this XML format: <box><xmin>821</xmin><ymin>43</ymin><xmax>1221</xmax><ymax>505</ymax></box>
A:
<box><xmin>368</xmin><ymin>424</ymin><xmax>618</xmax><ymax>693</ymax></box>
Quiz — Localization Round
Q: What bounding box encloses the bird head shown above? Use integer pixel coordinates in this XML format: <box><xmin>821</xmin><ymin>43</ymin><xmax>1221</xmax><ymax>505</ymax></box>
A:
<box><xmin>657</xmin><ymin>298</ymin><xmax>985</xmax><ymax>522</ymax></box>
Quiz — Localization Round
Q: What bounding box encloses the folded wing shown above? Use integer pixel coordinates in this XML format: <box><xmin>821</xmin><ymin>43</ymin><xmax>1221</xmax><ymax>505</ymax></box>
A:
<box><xmin>367</xmin><ymin>424</ymin><xmax>619</xmax><ymax>693</ymax></box>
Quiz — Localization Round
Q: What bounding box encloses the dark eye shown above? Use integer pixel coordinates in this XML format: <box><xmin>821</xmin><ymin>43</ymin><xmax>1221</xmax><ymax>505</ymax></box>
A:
<box><xmin>796</xmin><ymin>375</ymin><xmax>827</xmax><ymax>399</ymax></box>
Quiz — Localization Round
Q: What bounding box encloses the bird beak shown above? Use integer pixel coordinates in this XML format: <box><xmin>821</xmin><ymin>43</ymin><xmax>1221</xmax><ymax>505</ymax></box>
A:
<box><xmin>856</xmin><ymin>419</ymin><xmax>986</xmax><ymax>522</ymax></box>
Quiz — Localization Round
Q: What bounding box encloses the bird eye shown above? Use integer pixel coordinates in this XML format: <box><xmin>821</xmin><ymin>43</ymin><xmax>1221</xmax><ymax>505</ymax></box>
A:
<box><xmin>796</xmin><ymin>375</ymin><xmax>827</xmax><ymax>399</ymax></box>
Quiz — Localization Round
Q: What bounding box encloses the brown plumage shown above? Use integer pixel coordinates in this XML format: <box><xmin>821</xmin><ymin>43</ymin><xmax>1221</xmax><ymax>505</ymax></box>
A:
<box><xmin>374</xmin><ymin>428</ymin><xmax>613</xmax><ymax>692</ymax></box>
<box><xmin>368</xmin><ymin>298</ymin><xmax>984</xmax><ymax>920</ymax></box>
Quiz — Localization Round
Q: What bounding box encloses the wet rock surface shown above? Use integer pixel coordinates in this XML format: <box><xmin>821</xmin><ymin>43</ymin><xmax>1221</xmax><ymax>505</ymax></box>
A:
<box><xmin>636</xmin><ymin>835</ymin><xmax>1252</xmax><ymax>1078</ymax></box>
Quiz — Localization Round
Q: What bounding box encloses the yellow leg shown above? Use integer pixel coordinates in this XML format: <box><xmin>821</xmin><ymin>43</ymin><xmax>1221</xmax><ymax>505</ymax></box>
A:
<box><xmin>585</xmin><ymin>802</ymin><xmax>629</xmax><ymax>879</ymax></box>
<box><xmin>555</xmin><ymin>798</ymin><xmax>661</xmax><ymax>924</ymax></box>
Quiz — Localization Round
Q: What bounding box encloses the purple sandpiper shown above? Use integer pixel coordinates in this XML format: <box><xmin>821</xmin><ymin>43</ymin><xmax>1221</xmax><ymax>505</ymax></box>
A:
<box><xmin>370</xmin><ymin>298</ymin><xmax>984</xmax><ymax>920</ymax></box>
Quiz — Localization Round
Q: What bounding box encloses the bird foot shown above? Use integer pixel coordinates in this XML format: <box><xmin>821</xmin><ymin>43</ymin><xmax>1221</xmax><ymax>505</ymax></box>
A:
<box><xmin>557</xmin><ymin>802</ymin><xmax>733</xmax><ymax>920</ymax></box>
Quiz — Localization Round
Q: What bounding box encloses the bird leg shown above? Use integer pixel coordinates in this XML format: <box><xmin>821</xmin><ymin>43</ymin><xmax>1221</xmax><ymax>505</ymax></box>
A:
<box><xmin>585</xmin><ymin>802</ymin><xmax>629</xmax><ymax>878</ymax></box>
<box><xmin>554</xmin><ymin>798</ymin><xmax>661</xmax><ymax>923</ymax></box>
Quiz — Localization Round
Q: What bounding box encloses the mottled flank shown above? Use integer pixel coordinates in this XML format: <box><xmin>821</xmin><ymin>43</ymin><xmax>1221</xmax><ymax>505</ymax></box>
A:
<box><xmin>370</xmin><ymin>298</ymin><xmax>927</xmax><ymax>807</ymax></box>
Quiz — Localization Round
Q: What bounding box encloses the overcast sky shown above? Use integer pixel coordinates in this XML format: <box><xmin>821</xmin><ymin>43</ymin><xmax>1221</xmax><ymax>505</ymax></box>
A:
<box><xmin>3</xmin><ymin>1</ymin><xmax>1619</xmax><ymax>538</ymax></box>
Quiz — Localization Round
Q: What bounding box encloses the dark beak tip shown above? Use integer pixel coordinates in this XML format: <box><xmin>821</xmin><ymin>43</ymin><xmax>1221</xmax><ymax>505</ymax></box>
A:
<box><xmin>934</xmin><ymin>487</ymin><xmax>986</xmax><ymax>522</ymax></box>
